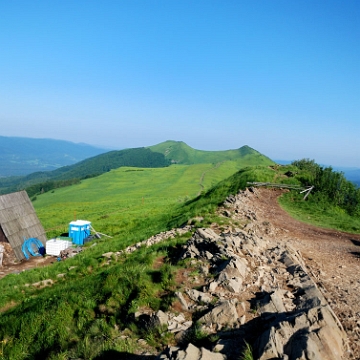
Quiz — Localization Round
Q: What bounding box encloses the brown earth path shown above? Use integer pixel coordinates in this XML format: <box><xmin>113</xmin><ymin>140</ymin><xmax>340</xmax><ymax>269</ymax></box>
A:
<box><xmin>245</xmin><ymin>188</ymin><xmax>360</xmax><ymax>359</ymax></box>
<box><xmin>0</xmin><ymin>246</ymin><xmax>56</xmax><ymax>279</ymax></box>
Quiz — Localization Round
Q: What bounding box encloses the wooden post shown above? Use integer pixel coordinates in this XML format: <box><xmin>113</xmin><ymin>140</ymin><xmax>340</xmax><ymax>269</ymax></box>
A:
<box><xmin>90</xmin><ymin>225</ymin><xmax>113</xmax><ymax>238</ymax></box>
<box><xmin>0</xmin><ymin>244</ymin><xmax>4</xmax><ymax>267</ymax></box>
<box><xmin>300</xmin><ymin>186</ymin><xmax>314</xmax><ymax>200</ymax></box>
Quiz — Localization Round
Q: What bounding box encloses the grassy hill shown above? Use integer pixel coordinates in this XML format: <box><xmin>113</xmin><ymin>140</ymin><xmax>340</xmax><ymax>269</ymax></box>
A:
<box><xmin>148</xmin><ymin>140</ymin><xmax>274</xmax><ymax>166</ymax></box>
<box><xmin>278</xmin><ymin>160</ymin><xmax>360</xmax><ymax>232</ymax></box>
<box><xmin>0</xmin><ymin>136</ymin><xmax>108</xmax><ymax>177</ymax></box>
<box><xmin>0</xmin><ymin>163</ymin><xmax>270</xmax><ymax>359</ymax></box>
<box><xmin>0</xmin><ymin>141</ymin><xmax>274</xmax><ymax>196</ymax></box>
<box><xmin>34</xmin><ymin>161</ymin><xmax>253</xmax><ymax>239</ymax></box>
<box><xmin>0</xmin><ymin>147</ymin><xmax>170</xmax><ymax>195</ymax></box>
<box><xmin>0</xmin><ymin>161</ymin><xmax>360</xmax><ymax>359</ymax></box>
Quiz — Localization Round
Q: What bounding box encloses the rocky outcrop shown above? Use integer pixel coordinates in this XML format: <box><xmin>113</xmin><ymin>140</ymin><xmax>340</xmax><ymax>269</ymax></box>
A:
<box><xmin>158</xmin><ymin>343</ymin><xmax>226</xmax><ymax>360</ymax></box>
<box><xmin>110</xmin><ymin>188</ymin><xmax>347</xmax><ymax>359</ymax></box>
<box><xmin>254</xmin><ymin>249</ymin><xmax>345</xmax><ymax>360</ymax></box>
<box><xmin>104</xmin><ymin>226</ymin><xmax>193</xmax><ymax>259</ymax></box>
<box><xmin>154</xmin><ymin>199</ymin><xmax>347</xmax><ymax>360</ymax></box>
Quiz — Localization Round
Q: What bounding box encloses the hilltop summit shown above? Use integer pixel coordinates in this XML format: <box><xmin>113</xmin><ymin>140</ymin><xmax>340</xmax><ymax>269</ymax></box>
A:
<box><xmin>148</xmin><ymin>140</ymin><xmax>273</xmax><ymax>165</ymax></box>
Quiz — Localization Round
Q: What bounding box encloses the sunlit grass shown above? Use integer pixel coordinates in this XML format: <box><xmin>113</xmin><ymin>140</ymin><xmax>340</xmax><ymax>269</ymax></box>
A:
<box><xmin>34</xmin><ymin>164</ymin><xmax>242</xmax><ymax>239</ymax></box>
<box><xmin>3</xmin><ymin>162</ymin><xmax>359</xmax><ymax>359</ymax></box>
<box><xmin>279</xmin><ymin>191</ymin><xmax>360</xmax><ymax>233</ymax></box>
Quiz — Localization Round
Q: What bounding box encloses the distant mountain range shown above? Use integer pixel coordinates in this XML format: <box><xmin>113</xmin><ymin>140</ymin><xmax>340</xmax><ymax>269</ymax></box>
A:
<box><xmin>0</xmin><ymin>139</ymin><xmax>274</xmax><ymax>195</ymax></box>
<box><xmin>0</xmin><ymin>136</ymin><xmax>109</xmax><ymax>176</ymax></box>
<box><xmin>1</xmin><ymin>136</ymin><xmax>358</xmax><ymax>192</ymax></box>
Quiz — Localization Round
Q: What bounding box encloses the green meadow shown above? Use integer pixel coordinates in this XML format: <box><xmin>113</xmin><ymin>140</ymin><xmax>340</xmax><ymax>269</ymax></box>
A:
<box><xmin>0</xmin><ymin>140</ymin><xmax>275</xmax><ymax>196</ymax></box>
<box><xmin>279</xmin><ymin>191</ymin><xmax>360</xmax><ymax>233</ymax></box>
<box><xmin>34</xmin><ymin>162</ymin><xmax>242</xmax><ymax>245</ymax></box>
<box><xmin>0</xmin><ymin>162</ymin><xmax>254</xmax><ymax>359</ymax></box>
<box><xmin>1</xmin><ymin>160</ymin><xmax>359</xmax><ymax>359</ymax></box>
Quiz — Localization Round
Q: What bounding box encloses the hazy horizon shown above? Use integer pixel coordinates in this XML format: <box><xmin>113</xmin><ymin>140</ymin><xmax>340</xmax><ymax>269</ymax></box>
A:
<box><xmin>2</xmin><ymin>134</ymin><xmax>360</xmax><ymax>170</ymax></box>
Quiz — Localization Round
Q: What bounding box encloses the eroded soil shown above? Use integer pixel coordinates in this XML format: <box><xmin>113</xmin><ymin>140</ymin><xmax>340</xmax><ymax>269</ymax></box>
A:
<box><xmin>0</xmin><ymin>241</ymin><xmax>57</xmax><ymax>279</ymax></box>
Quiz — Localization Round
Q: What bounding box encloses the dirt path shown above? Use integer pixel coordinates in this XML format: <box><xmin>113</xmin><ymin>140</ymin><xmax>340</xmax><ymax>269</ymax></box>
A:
<box><xmin>241</xmin><ymin>188</ymin><xmax>360</xmax><ymax>359</ymax></box>
<box><xmin>197</xmin><ymin>161</ymin><xmax>224</xmax><ymax>196</ymax></box>
<box><xmin>0</xmin><ymin>244</ymin><xmax>56</xmax><ymax>279</ymax></box>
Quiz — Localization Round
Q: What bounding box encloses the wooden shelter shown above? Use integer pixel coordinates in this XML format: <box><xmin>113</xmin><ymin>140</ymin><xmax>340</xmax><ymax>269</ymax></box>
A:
<box><xmin>0</xmin><ymin>190</ymin><xmax>47</xmax><ymax>261</ymax></box>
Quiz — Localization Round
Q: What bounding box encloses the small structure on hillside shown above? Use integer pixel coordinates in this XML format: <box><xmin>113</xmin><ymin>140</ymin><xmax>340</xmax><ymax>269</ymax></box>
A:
<box><xmin>68</xmin><ymin>220</ymin><xmax>91</xmax><ymax>245</ymax></box>
<box><xmin>0</xmin><ymin>190</ymin><xmax>47</xmax><ymax>261</ymax></box>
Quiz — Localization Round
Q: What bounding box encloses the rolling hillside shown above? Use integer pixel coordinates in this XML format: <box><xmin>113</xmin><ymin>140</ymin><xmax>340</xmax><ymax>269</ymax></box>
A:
<box><xmin>0</xmin><ymin>147</ymin><xmax>170</xmax><ymax>195</ymax></box>
<box><xmin>33</xmin><ymin>162</ymin><xmax>243</xmax><ymax>238</ymax></box>
<box><xmin>0</xmin><ymin>136</ymin><xmax>108</xmax><ymax>176</ymax></box>
<box><xmin>1</xmin><ymin>161</ymin><xmax>360</xmax><ymax>359</ymax></box>
<box><xmin>148</xmin><ymin>140</ymin><xmax>274</xmax><ymax>166</ymax></box>
<box><xmin>0</xmin><ymin>141</ymin><xmax>274</xmax><ymax>195</ymax></box>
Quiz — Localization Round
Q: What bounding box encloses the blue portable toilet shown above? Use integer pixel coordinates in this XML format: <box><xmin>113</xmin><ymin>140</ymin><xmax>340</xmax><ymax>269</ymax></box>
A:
<box><xmin>68</xmin><ymin>220</ymin><xmax>91</xmax><ymax>245</ymax></box>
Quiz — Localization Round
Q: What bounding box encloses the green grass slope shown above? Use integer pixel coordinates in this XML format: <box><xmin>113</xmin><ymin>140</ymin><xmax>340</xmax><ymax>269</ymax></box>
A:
<box><xmin>277</xmin><ymin>160</ymin><xmax>360</xmax><ymax>233</ymax></box>
<box><xmin>148</xmin><ymin>140</ymin><xmax>274</xmax><ymax>166</ymax></box>
<box><xmin>33</xmin><ymin>161</ymin><xmax>249</xmax><ymax>239</ymax></box>
<box><xmin>1</xmin><ymin>165</ymin><xmax>270</xmax><ymax>360</ymax></box>
<box><xmin>1</xmin><ymin>163</ymin><xmax>360</xmax><ymax>359</ymax></box>
<box><xmin>0</xmin><ymin>141</ymin><xmax>273</xmax><ymax>197</ymax></box>
<box><xmin>0</xmin><ymin>147</ymin><xmax>170</xmax><ymax>195</ymax></box>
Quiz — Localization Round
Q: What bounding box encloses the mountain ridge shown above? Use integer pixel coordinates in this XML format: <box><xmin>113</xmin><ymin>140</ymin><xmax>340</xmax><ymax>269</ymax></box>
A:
<box><xmin>0</xmin><ymin>139</ymin><xmax>274</xmax><ymax>195</ymax></box>
<box><xmin>148</xmin><ymin>140</ymin><xmax>273</xmax><ymax>165</ymax></box>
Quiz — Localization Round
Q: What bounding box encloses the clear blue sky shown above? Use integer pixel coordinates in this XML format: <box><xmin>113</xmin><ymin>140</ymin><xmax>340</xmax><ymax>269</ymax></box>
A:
<box><xmin>1</xmin><ymin>1</ymin><xmax>359</xmax><ymax>166</ymax></box>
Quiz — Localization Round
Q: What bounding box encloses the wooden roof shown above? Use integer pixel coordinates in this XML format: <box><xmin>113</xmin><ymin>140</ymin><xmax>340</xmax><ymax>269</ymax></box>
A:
<box><xmin>0</xmin><ymin>190</ymin><xmax>47</xmax><ymax>260</ymax></box>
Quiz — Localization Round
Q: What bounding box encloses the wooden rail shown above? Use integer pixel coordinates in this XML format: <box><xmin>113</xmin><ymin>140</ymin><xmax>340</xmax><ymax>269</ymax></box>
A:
<box><xmin>247</xmin><ymin>182</ymin><xmax>314</xmax><ymax>200</ymax></box>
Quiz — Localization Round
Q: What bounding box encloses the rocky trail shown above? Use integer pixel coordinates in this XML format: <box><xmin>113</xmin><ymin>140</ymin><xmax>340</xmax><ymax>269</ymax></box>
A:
<box><xmin>236</xmin><ymin>188</ymin><xmax>360</xmax><ymax>359</ymax></box>
<box><xmin>130</xmin><ymin>188</ymin><xmax>360</xmax><ymax>359</ymax></box>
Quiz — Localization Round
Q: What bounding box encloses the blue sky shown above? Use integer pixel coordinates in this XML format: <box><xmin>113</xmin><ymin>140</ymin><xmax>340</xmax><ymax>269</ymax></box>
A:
<box><xmin>0</xmin><ymin>1</ymin><xmax>359</xmax><ymax>166</ymax></box>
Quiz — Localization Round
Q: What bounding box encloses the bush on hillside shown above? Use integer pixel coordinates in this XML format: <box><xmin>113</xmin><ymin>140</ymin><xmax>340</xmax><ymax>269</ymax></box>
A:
<box><xmin>292</xmin><ymin>159</ymin><xmax>360</xmax><ymax>216</ymax></box>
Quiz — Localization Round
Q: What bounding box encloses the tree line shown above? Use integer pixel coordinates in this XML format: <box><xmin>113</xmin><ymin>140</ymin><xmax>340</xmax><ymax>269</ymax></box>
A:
<box><xmin>0</xmin><ymin>147</ymin><xmax>170</xmax><ymax>196</ymax></box>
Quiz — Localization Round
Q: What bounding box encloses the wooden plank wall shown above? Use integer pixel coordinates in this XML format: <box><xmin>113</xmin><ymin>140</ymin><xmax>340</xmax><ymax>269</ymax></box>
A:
<box><xmin>0</xmin><ymin>191</ymin><xmax>47</xmax><ymax>260</ymax></box>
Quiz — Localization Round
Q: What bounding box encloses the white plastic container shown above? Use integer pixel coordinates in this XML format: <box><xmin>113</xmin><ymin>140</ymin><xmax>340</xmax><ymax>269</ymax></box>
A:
<box><xmin>46</xmin><ymin>238</ymin><xmax>73</xmax><ymax>256</ymax></box>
